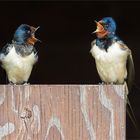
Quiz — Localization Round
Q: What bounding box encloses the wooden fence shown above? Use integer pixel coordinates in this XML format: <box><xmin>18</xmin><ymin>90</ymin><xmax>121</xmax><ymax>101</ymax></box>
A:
<box><xmin>0</xmin><ymin>85</ymin><xmax>126</xmax><ymax>140</ymax></box>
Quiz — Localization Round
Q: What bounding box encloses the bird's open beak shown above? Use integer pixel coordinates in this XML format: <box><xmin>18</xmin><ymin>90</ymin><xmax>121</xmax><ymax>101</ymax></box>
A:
<box><xmin>32</xmin><ymin>26</ymin><xmax>41</xmax><ymax>42</ymax></box>
<box><xmin>29</xmin><ymin>26</ymin><xmax>41</xmax><ymax>44</ymax></box>
<box><xmin>35</xmin><ymin>26</ymin><xmax>40</xmax><ymax>32</ymax></box>
<box><xmin>92</xmin><ymin>20</ymin><xmax>105</xmax><ymax>34</ymax></box>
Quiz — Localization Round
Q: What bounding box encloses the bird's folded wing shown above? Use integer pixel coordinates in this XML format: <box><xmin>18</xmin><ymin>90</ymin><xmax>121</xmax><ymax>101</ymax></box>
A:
<box><xmin>0</xmin><ymin>44</ymin><xmax>13</xmax><ymax>61</ymax></box>
<box><xmin>118</xmin><ymin>41</ymin><xmax>135</xmax><ymax>92</ymax></box>
<box><xmin>127</xmin><ymin>51</ymin><xmax>135</xmax><ymax>92</ymax></box>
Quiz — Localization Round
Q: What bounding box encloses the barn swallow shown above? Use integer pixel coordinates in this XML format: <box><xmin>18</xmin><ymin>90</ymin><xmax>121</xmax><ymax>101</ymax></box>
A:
<box><xmin>0</xmin><ymin>24</ymin><xmax>40</xmax><ymax>84</ymax></box>
<box><xmin>90</xmin><ymin>17</ymin><xmax>135</xmax><ymax>92</ymax></box>
<box><xmin>90</xmin><ymin>17</ymin><xmax>137</xmax><ymax>129</ymax></box>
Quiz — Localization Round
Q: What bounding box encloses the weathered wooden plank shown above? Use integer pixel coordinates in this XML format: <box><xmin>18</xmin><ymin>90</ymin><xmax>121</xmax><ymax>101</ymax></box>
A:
<box><xmin>0</xmin><ymin>85</ymin><xmax>126</xmax><ymax>140</ymax></box>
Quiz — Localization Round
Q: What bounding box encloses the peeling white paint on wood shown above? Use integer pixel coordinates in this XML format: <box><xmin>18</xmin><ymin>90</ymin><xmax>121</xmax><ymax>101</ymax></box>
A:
<box><xmin>0</xmin><ymin>96</ymin><xmax>4</xmax><ymax>106</ymax></box>
<box><xmin>113</xmin><ymin>85</ymin><xmax>125</xmax><ymax>99</ymax></box>
<box><xmin>44</xmin><ymin>117</ymin><xmax>64</xmax><ymax>140</ymax></box>
<box><xmin>11</xmin><ymin>86</ymin><xmax>18</xmax><ymax>114</ymax></box>
<box><xmin>80</xmin><ymin>86</ymin><xmax>96</xmax><ymax>140</ymax></box>
<box><xmin>0</xmin><ymin>123</ymin><xmax>15</xmax><ymax>140</ymax></box>
<box><xmin>31</xmin><ymin>105</ymin><xmax>40</xmax><ymax>134</ymax></box>
<box><xmin>19</xmin><ymin>86</ymin><xmax>25</xmax><ymax>113</ymax></box>
<box><xmin>0</xmin><ymin>86</ymin><xmax>5</xmax><ymax>106</ymax></box>
<box><xmin>11</xmin><ymin>86</ymin><xmax>23</xmax><ymax>114</ymax></box>
<box><xmin>98</xmin><ymin>85</ymin><xmax>115</xmax><ymax>140</ymax></box>
<box><xmin>0</xmin><ymin>85</ymin><xmax>126</xmax><ymax>140</ymax></box>
<box><xmin>24</xmin><ymin>85</ymin><xmax>31</xmax><ymax>101</ymax></box>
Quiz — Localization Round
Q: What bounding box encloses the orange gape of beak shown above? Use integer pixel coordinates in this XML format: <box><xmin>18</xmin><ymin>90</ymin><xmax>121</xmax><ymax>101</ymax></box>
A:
<box><xmin>27</xmin><ymin>36</ymin><xmax>38</xmax><ymax>45</ymax></box>
<box><xmin>27</xmin><ymin>26</ymin><xmax>40</xmax><ymax>45</ymax></box>
<box><xmin>93</xmin><ymin>20</ymin><xmax>109</xmax><ymax>38</ymax></box>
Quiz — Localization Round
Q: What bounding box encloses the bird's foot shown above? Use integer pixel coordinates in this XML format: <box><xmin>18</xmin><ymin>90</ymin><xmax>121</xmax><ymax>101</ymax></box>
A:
<box><xmin>8</xmin><ymin>81</ymin><xmax>16</xmax><ymax>85</ymax></box>
<box><xmin>98</xmin><ymin>82</ymin><xmax>115</xmax><ymax>85</ymax></box>
<box><xmin>8</xmin><ymin>81</ymin><xmax>29</xmax><ymax>85</ymax></box>
<box><xmin>23</xmin><ymin>83</ymin><xmax>30</xmax><ymax>85</ymax></box>
<box><xmin>110</xmin><ymin>82</ymin><xmax>115</xmax><ymax>85</ymax></box>
<box><xmin>99</xmin><ymin>82</ymin><xmax>105</xmax><ymax>85</ymax></box>
<box><xmin>22</xmin><ymin>81</ymin><xmax>30</xmax><ymax>85</ymax></box>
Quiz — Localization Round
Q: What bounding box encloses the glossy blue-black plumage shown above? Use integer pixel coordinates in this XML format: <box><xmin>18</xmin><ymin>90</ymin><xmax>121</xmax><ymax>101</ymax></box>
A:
<box><xmin>13</xmin><ymin>24</ymin><xmax>31</xmax><ymax>45</ymax></box>
<box><xmin>0</xmin><ymin>24</ymin><xmax>39</xmax><ymax>84</ymax></box>
<box><xmin>96</xmin><ymin>36</ymin><xmax>120</xmax><ymax>50</ymax></box>
<box><xmin>95</xmin><ymin>17</ymin><xmax>119</xmax><ymax>51</ymax></box>
<box><xmin>91</xmin><ymin>17</ymin><xmax>136</xmax><ymax>130</ymax></box>
<box><xmin>102</xmin><ymin>17</ymin><xmax>116</xmax><ymax>36</ymax></box>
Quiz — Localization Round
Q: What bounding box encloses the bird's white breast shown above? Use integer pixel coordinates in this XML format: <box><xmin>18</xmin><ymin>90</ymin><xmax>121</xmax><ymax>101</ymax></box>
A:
<box><xmin>90</xmin><ymin>42</ymin><xmax>129</xmax><ymax>83</ymax></box>
<box><xmin>2</xmin><ymin>47</ymin><xmax>37</xmax><ymax>83</ymax></box>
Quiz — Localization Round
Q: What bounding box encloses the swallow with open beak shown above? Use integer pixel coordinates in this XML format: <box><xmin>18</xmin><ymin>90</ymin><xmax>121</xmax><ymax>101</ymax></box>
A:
<box><xmin>90</xmin><ymin>17</ymin><xmax>138</xmax><ymax>130</ymax></box>
<box><xmin>90</xmin><ymin>17</ymin><xmax>135</xmax><ymax>92</ymax></box>
<box><xmin>0</xmin><ymin>24</ymin><xmax>40</xmax><ymax>84</ymax></box>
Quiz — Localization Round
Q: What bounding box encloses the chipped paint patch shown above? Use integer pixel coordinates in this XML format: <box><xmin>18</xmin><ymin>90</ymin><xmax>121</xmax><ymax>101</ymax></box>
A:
<box><xmin>24</xmin><ymin>86</ymin><xmax>30</xmax><ymax>100</ymax></box>
<box><xmin>0</xmin><ymin>96</ymin><xmax>4</xmax><ymax>106</ymax></box>
<box><xmin>11</xmin><ymin>86</ymin><xmax>18</xmax><ymax>113</ymax></box>
<box><xmin>0</xmin><ymin>123</ymin><xmax>15</xmax><ymax>140</ymax></box>
<box><xmin>0</xmin><ymin>86</ymin><xmax>5</xmax><ymax>106</ymax></box>
<box><xmin>11</xmin><ymin>86</ymin><xmax>23</xmax><ymax>114</ymax></box>
<box><xmin>45</xmin><ymin>117</ymin><xmax>64</xmax><ymax>140</ymax></box>
<box><xmin>80</xmin><ymin>86</ymin><xmax>96</xmax><ymax>140</ymax></box>
<box><xmin>98</xmin><ymin>85</ymin><xmax>114</xmax><ymax>140</ymax></box>
<box><xmin>31</xmin><ymin>105</ymin><xmax>40</xmax><ymax>134</ymax></box>
<box><xmin>112</xmin><ymin>85</ymin><xmax>125</xmax><ymax>99</ymax></box>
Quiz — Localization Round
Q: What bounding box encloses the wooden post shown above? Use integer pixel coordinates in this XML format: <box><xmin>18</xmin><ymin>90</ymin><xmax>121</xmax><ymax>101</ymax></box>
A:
<box><xmin>0</xmin><ymin>85</ymin><xmax>126</xmax><ymax>140</ymax></box>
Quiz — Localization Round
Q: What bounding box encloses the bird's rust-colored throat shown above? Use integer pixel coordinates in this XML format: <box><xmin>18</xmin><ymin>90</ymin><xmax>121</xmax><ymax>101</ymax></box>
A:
<box><xmin>27</xmin><ymin>26</ymin><xmax>40</xmax><ymax>46</ymax></box>
<box><xmin>27</xmin><ymin>36</ymin><xmax>38</xmax><ymax>46</ymax></box>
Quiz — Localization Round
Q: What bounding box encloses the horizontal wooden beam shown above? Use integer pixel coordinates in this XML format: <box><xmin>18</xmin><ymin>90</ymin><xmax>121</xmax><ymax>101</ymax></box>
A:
<box><xmin>0</xmin><ymin>85</ymin><xmax>126</xmax><ymax>140</ymax></box>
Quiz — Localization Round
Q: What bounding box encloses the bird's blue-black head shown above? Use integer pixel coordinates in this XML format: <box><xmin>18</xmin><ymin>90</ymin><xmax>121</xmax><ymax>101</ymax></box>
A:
<box><xmin>13</xmin><ymin>24</ymin><xmax>40</xmax><ymax>45</ymax></box>
<box><xmin>93</xmin><ymin>17</ymin><xmax>120</xmax><ymax>50</ymax></box>
<box><xmin>94</xmin><ymin>17</ymin><xmax>117</xmax><ymax>39</ymax></box>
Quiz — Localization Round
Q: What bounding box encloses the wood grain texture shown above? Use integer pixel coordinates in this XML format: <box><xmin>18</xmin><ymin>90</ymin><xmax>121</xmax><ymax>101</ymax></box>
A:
<box><xmin>0</xmin><ymin>85</ymin><xmax>126</xmax><ymax>140</ymax></box>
